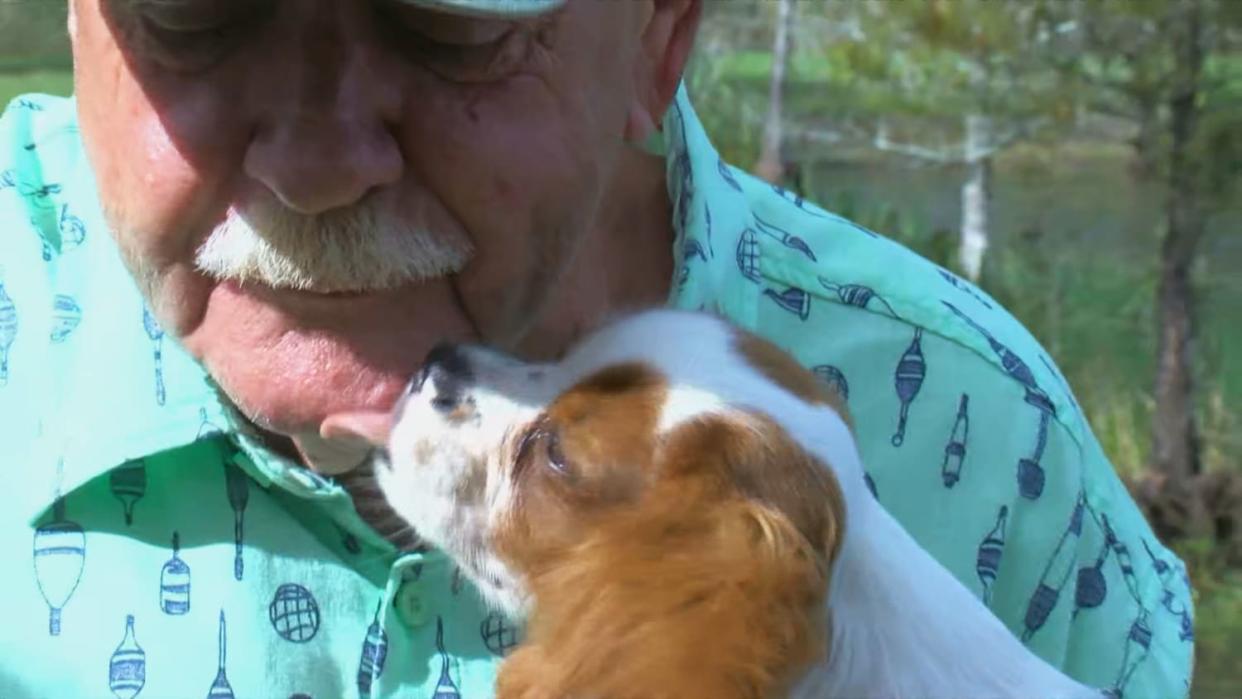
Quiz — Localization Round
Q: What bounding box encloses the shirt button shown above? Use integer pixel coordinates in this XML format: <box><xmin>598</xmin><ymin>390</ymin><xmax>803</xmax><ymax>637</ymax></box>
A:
<box><xmin>394</xmin><ymin>583</ymin><xmax>432</xmax><ymax>628</ymax></box>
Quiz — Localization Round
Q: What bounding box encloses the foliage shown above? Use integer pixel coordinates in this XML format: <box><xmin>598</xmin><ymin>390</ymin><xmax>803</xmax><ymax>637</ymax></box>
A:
<box><xmin>0</xmin><ymin>0</ymin><xmax>70</xmax><ymax>71</ymax></box>
<box><xmin>0</xmin><ymin>68</ymin><xmax>71</xmax><ymax>106</ymax></box>
<box><xmin>1176</xmin><ymin>537</ymin><xmax>1242</xmax><ymax>698</ymax></box>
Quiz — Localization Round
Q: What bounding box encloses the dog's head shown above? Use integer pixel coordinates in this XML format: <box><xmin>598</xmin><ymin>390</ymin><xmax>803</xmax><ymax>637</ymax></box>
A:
<box><xmin>325</xmin><ymin>309</ymin><xmax>861</xmax><ymax>697</ymax></box>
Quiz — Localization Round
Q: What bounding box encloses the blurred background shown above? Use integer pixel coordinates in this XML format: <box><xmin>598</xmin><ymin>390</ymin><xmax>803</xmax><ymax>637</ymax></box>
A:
<box><xmin>2</xmin><ymin>0</ymin><xmax>1238</xmax><ymax>695</ymax></box>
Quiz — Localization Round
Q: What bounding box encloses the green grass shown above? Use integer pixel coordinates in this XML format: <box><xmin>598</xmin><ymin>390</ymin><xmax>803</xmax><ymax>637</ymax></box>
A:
<box><xmin>0</xmin><ymin>69</ymin><xmax>72</xmax><ymax>108</ymax></box>
<box><xmin>1193</xmin><ymin>581</ymin><xmax>1242</xmax><ymax>698</ymax></box>
<box><xmin>1176</xmin><ymin>540</ymin><xmax>1242</xmax><ymax>699</ymax></box>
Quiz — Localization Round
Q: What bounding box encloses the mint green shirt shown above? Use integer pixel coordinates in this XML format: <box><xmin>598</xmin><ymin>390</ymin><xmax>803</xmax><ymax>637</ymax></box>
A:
<box><xmin>0</xmin><ymin>88</ymin><xmax>1192</xmax><ymax>699</ymax></box>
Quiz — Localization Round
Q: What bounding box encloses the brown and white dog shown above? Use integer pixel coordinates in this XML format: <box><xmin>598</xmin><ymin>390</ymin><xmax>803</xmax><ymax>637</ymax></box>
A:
<box><xmin>325</xmin><ymin>309</ymin><xmax>1098</xmax><ymax>699</ymax></box>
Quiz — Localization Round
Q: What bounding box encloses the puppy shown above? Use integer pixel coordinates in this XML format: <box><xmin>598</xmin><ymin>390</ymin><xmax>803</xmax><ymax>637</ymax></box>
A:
<box><xmin>325</xmin><ymin>309</ymin><xmax>1098</xmax><ymax>699</ymax></box>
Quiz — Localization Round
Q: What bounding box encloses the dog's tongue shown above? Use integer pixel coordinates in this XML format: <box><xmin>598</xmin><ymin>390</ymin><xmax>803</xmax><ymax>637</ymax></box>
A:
<box><xmin>320</xmin><ymin>410</ymin><xmax>395</xmax><ymax>447</ymax></box>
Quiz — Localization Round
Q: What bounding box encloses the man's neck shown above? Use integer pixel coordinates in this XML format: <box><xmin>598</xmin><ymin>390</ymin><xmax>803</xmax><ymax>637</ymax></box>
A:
<box><xmin>515</xmin><ymin>145</ymin><xmax>676</xmax><ymax>361</ymax></box>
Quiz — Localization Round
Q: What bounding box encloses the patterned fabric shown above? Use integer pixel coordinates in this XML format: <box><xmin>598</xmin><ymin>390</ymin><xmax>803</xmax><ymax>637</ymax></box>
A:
<box><xmin>0</xmin><ymin>88</ymin><xmax>1192</xmax><ymax>699</ymax></box>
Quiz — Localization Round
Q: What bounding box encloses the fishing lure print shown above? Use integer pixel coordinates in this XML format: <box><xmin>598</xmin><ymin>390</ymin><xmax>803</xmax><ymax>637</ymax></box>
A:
<box><xmin>976</xmin><ymin>505</ymin><xmax>1009</xmax><ymax>604</ymax></box>
<box><xmin>817</xmin><ymin>277</ymin><xmax>900</xmax><ymax>319</ymax></box>
<box><xmin>717</xmin><ymin>157</ymin><xmax>742</xmax><ymax>192</ymax></box>
<box><xmin>941</xmin><ymin>394</ymin><xmax>970</xmax><ymax>487</ymax></box>
<box><xmin>763</xmin><ymin>286</ymin><xmax>811</xmax><ymax>320</ymax></box>
<box><xmin>110</xmin><ymin>459</ymin><xmax>146</xmax><ymax>526</ymax></box>
<box><xmin>207</xmin><ymin>610</ymin><xmax>235</xmax><ymax>699</ymax></box>
<box><xmin>108</xmin><ymin>615</ymin><xmax>146</xmax><ymax>699</ymax></box>
<box><xmin>0</xmin><ymin>278</ymin><xmax>16</xmax><ymax>386</ymax></box>
<box><xmin>891</xmin><ymin>327</ymin><xmax>927</xmax><ymax>447</ymax></box>
<box><xmin>811</xmin><ymin>365</ymin><xmax>849</xmax><ymax>402</ymax></box>
<box><xmin>142</xmin><ymin>307</ymin><xmax>166</xmax><ymax>406</ymax></box>
<box><xmin>159</xmin><ymin>532</ymin><xmax>191</xmax><ymax>615</ymax></box>
<box><xmin>50</xmin><ymin>294</ymin><xmax>81</xmax><ymax>343</ymax></box>
<box><xmin>223</xmin><ymin>462</ymin><xmax>249</xmax><ymax>581</ymax></box>
<box><xmin>1017</xmin><ymin>409</ymin><xmax>1050</xmax><ymax>500</ymax></box>
<box><xmin>357</xmin><ymin>602</ymin><xmax>389</xmax><ymax>699</ymax></box>
<box><xmin>431</xmin><ymin>617</ymin><xmax>463</xmax><ymax>698</ymax></box>
<box><xmin>937</xmin><ymin>268</ymin><xmax>993</xmax><ymax>309</ymax></box>
<box><xmin>754</xmin><ymin>214</ymin><xmax>816</xmax><ymax>261</ymax></box>
<box><xmin>1021</xmin><ymin>497</ymin><xmax>1085</xmax><ymax>642</ymax></box>
<box><xmin>0</xmin><ymin>169</ymin><xmax>61</xmax><ymax>209</ymax></box>
<box><xmin>33</xmin><ymin>496</ymin><xmax>85</xmax><ymax>636</ymax></box>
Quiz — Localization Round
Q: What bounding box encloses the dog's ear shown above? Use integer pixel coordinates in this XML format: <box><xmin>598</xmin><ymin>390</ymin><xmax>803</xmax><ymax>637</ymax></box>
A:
<box><xmin>502</xmin><ymin>495</ymin><xmax>830</xmax><ymax>699</ymax></box>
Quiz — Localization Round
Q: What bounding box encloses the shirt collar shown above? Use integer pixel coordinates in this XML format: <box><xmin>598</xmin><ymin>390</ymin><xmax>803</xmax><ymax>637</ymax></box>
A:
<box><xmin>661</xmin><ymin>84</ymin><xmax>763</xmax><ymax>326</ymax></box>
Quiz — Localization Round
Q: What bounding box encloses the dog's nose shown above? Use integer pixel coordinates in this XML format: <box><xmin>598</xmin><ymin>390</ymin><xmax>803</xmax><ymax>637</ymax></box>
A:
<box><xmin>416</xmin><ymin>342</ymin><xmax>473</xmax><ymax>414</ymax></box>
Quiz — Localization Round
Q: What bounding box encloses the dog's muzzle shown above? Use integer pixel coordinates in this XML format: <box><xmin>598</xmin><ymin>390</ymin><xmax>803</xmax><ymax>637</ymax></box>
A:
<box><xmin>411</xmin><ymin>342</ymin><xmax>476</xmax><ymax>416</ymax></box>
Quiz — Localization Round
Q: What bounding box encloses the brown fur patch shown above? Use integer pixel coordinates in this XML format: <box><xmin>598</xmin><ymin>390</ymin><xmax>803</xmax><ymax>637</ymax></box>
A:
<box><xmin>495</xmin><ymin>409</ymin><xmax>847</xmax><ymax>699</ymax></box>
<box><xmin>493</xmin><ymin>362</ymin><xmax>669</xmax><ymax>571</ymax></box>
<box><xmin>733</xmin><ymin>329</ymin><xmax>851</xmax><ymax>426</ymax></box>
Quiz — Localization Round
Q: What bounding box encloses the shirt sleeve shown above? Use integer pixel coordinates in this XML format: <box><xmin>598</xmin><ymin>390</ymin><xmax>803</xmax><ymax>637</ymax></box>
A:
<box><xmin>756</xmin><ymin>294</ymin><xmax>1194</xmax><ymax>699</ymax></box>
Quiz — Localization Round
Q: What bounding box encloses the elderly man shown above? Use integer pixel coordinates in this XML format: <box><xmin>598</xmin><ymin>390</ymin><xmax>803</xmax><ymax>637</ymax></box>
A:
<box><xmin>0</xmin><ymin>0</ymin><xmax>1192</xmax><ymax>697</ymax></box>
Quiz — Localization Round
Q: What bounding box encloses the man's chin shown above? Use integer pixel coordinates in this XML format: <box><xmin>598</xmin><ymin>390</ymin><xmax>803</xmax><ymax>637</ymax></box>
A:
<box><xmin>215</xmin><ymin>364</ymin><xmax>408</xmax><ymax>438</ymax></box>
<box><xmin>183</xmin><ymin>276</ymin><xmax>478</xmax><ymax>439</ymax></box>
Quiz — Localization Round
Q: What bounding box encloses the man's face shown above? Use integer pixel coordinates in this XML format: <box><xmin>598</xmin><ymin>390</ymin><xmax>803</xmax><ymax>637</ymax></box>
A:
<box><xmin>70</xmin><ymin>0</ymin><xmax>652</xmax><ymax>438</ymax></box>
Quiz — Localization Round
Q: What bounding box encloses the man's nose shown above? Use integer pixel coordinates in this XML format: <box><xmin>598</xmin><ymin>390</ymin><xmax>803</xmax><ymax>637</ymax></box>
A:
<box><xmin>242</xmin><ymin>24</ymin><xmax>404</xmax><ymax>214</ymax></box>
<box><xmin>244</xmin><ymin>113</ymin><xmax>403</xmax><ymax>214</ymax></box>
<box><xmin>416</xmin><ymin>343</ymin><xmax>475</xmax><ymax>415</ymax></box>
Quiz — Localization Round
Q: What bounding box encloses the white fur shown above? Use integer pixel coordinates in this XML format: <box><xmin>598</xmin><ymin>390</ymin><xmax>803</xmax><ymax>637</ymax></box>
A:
<box><xmin>376</xmin><ymin>309</ymin><xmax>1099</xmax><ymax>698</ymax></box>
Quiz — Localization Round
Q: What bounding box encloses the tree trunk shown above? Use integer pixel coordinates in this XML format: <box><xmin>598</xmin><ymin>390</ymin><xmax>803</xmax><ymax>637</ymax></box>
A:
<box><xmin>754</xmin><ymin>0</ymin><xmax>793</xmax><ymax>184</ymax></box>
<box><xmin>1129</xmin><ymin>89</ymin><xmax>1163</xmax><ymax>181</ymax></box>
<box><xmin>1152</xmin><ymin>0</ymin><xmax>1206</xmax><ymax>498</ymax></box>
<box><xmin>959</xmin><ymin>113</ymin><xmax>992</xmax><ymax>281</ymax></box>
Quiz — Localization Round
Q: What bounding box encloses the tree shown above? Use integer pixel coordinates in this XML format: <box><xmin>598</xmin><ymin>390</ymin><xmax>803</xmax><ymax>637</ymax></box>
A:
<box><xmin>753</xmin><ymin>0</ymin><xmax>794</xmax><ymax>184</ymax></box>
<box><xmin>0</xmin><ymin>0</ymin><xmax>70</xmax><ymax>71</ymax></box>
<box><xmin>792</xmin><ymin>0</ymin><xmax>1067</xmax><ymax>280</ymax></box>
<box><xmin>1049</xmin><ymin>0</ymin><xmax>1241</xmax><ymax>512</ymax></box>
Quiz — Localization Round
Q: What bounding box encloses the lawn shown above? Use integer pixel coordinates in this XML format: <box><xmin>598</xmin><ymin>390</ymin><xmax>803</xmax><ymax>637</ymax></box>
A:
<box><xmin>0</xmin><ymin>68</ymin><xmax>72</xmax><ymax>108</ymax></box>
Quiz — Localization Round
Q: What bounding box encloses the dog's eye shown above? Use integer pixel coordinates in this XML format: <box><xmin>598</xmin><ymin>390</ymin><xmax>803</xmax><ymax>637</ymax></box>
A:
<box><xmin>545</xmin><ymin>432</ymin><xmax>570</xmax><ymax>476</ymax></box>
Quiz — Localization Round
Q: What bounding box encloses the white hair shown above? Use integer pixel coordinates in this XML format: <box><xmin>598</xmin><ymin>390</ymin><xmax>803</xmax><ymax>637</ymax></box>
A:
<box><xmin>195</xmin><ymin>197</ymin><xmax>474</xmax><ymax>293</ymax></box>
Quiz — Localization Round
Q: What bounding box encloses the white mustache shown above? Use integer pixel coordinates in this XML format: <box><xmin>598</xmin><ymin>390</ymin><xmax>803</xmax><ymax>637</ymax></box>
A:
<box><xmin>194</xmin><ymin>199</ymin><xmax>474</xmax><ymax>293</ymax></box>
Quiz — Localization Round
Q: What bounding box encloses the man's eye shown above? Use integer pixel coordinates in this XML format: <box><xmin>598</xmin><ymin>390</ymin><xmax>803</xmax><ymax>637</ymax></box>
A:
<box><xmin>137</xmin><ymin>0</ymin><xmax>241</xmax><ymax>34</ymax></box>
<box><xmin>134</xmin><ymin>1</ymin><xmax>267</xmax><ymax>69</ymax></box>
<box><xmin>374</xmin><ymin>3</ymin><xmax>524</xmax><ymax>83</ymax></box>
<box><xmin>142</xmin><ymin>16</ymin><xmax>234</xmax><ymax>44</ymax></box>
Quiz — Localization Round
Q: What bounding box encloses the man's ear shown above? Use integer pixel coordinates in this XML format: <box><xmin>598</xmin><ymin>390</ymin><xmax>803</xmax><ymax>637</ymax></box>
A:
<box><xmin>625</xmin><ymin>0</ymin><xmax>703</xmax><ymax>143</ymax></box>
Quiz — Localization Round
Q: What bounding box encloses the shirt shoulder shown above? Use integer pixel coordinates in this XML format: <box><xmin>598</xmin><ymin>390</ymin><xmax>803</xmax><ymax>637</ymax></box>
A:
<box><xmin>1</xmin><ymin>93</ymin><xmax>83</xmax><ymax>264</ymax></box>
<box><xmin>722</xmin><ymin>168</ymin><xmax>1087</xmax><ymax>448</ymax></box>
<box><xmin>1</xmin><ymin>93</ymin><xmax>225</xmax><ymax>524</ymax></box>
<box><xmin>729</xmin><ymin>179</ymin><xmax>1193</xmax><ymax>697</ymax></box>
